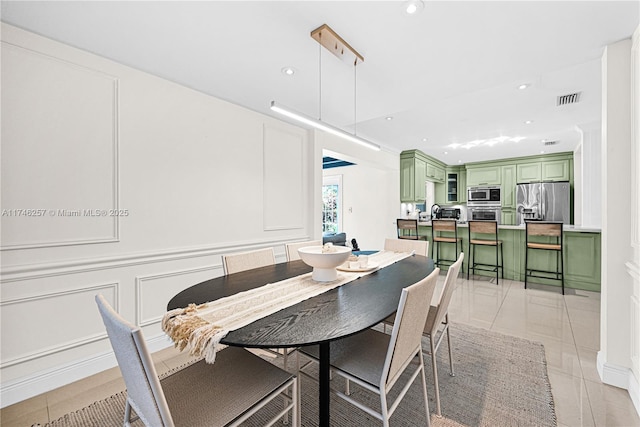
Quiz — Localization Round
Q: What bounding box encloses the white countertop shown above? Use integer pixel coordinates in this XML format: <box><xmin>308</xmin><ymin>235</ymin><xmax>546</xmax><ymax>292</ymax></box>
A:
<box><xmin>415</xmin><ymin>221</ymin><xmax>600</xmax><ymax>233</ymax></box>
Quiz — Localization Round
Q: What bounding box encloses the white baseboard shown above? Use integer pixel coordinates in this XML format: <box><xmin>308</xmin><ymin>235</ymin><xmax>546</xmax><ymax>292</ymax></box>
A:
<box><xmin>629</xmin><ymin>370</ymin><xmax>640</xmax><ymax>418</ymax></box>
<box><xmin>597</xmin><ymin>351</ymin><xmax>640</xmax><ymax>418</ymax></box>
<box><xmin>597</xmin><ymin>351</ymin><xmax>630</xmax><ymax>388</ymax></box>
<box><xmin>0</xmin><ymin>333</ymin><xmax>172</xmax><ymax>408</ymax></box>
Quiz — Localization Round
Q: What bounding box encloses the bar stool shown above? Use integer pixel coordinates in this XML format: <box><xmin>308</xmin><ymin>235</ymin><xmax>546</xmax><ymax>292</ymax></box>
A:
<box><xmin>524</xmin><ymin>221</ymin><xmax>564</xmax><ymax>295</ymax></box>
<box><xmin>431</xmin><ymin>219</ymin><xmax>463</xmax><ymax>271</ymax></box>
<box><xmin>467</xmin><ymin>220</ymin><xmax>503</xmax><ymax>284</ymax></box>
<box><xmin>397</xmin><ymin>219</ymin><xmax>427</xmax><ymax>240</ymax></box>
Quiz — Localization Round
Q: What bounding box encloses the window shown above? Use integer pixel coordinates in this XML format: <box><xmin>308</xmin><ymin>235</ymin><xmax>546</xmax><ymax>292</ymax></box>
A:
<box><xmin>322</xmin><ymin>175</ymin><xmax>342</xmax><ymax>233</ymax></box>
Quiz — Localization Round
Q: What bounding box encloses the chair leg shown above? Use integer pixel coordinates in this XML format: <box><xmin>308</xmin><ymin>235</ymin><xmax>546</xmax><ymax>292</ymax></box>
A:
<box><xmin>430</xmin><ymin>336</ymin><xmax>442</xmax><ymax>417</ymax></box>
<box><xmin>495</xmin><ymin>242</ymin><xmax>499</xmax><ymax>285</ymax></box>
<box><xmin>418</xmin><ymin>351</ymin><xmax>432</xmax><ymax>427</ymax></box>
<box><xmin>380</xmin><ymin>390</ymin><xmax>391</xmax><ymax>427</ymax></box>
<box><xmin>560</xmin><ymin>247</ymin><xmax>565</xmax><ymax>295</ymax></box>
<box><xmin>124</xmin><ymin>399</ymin><xmax>133</xmax><ymax>427</ymax></box>
<box><xmin>500</xmin><ymin>242</ymin><xmax>504</xmax><ymax>279</ymax></box>
<box><xmin>524</xmin><ymin>245</ymin><xmax>528</xmax><ymax>289</ymax></box>
<box><xmin>445</xmin><ymin>315</ymin><xmax>455</xmax><ymax>377</ymax></box>
<box><xmin>467</xmin><ymin>242</ymin><xmax>471</xmax><ymax>280</ymax></box>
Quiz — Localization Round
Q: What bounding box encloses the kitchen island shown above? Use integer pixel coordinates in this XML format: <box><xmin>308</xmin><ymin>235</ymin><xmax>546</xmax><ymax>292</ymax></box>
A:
<box><xmin>416</xmin><ymin>221</ymin><xmax>601</xmax><ymax>291</ymax></box>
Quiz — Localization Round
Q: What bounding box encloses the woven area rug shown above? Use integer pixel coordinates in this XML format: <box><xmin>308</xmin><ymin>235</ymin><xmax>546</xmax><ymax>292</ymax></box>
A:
<box><xmin>40</xmin><ymin>323</ymin><xmax>556</xmax><ymax>427</ymax></box>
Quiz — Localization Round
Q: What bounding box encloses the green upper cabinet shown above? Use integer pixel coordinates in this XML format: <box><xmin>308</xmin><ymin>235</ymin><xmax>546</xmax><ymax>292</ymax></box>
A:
<box><xmin>426</xmin><ymin>163</ymin><xmax>445</xmax><ymax>183</ymax></box>
<box><xmin>542</xmin><ymin>159</ymin><xmax>571</xmax><ymax>181</ymax></box>
<box><xmin>517</xmin><ymin>159</ymin><xmax>571</xmax><ymax>183</ymax></box>
<box><xmin>466</xmin><ymin>165</ymin><xmax>501</xmax><ymax>186</ymax></box>
<box><xmin>516</xmin><ymin>162</ymin><xmax>542</xmax><ymax>183</ymax></box>
<box><xmin>501</xmin><ymin>165</ymin><xmax>516</xmax><ymax>208</ymax></box>
<box><xmin>443</xmin><ymin>166</ymin><xmax>466</xmax><ymax>203</ymax></box>
<box><xmin>400</xmin><ymin>156</ymin><xmax>426</xmax><ymax>202</ymax></box>
<box><xmin>400</xmin><ymin>150</ymin><xmax>447</xmax><ymax>202</ymax></box>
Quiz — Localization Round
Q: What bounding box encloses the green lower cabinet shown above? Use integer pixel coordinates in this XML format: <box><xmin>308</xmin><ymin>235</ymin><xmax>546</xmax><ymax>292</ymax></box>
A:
<box><xmin>417</xmin><ymin>226</ymin><xmax>601</xmax><ymax>291</ymax></box>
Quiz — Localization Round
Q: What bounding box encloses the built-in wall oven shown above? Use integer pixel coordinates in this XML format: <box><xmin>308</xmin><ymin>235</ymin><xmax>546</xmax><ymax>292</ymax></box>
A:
<box><xmin>467</xmin><ymin>206</ymin><xmax>501</xmax><ymax>223</ymax></box>
<box><xmin>467</xmin><ymin>185</ymin><xmax>501</xmax><ymax>223</ymax></box>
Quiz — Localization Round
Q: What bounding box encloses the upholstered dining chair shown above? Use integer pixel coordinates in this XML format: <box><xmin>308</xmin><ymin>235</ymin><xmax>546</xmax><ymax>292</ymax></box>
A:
<box><xmin>382</xmin><ymin>252</ymin><xmax>463</xmax><ymax>417</ymax></box>
<box><xmin>285</xmin><ymin>240</ymin><xmax>322</xmax><ymax>261</ymax></box>
<box><xmin>298</xmin><ymin>268</ymin><xmax>440</xmax><ymax>427</ymax></box>
<box><xmin>221</xmin><ymin>246</ymin><xmax>297</xmax><ymax>368</ymax></box>
<box><xmin>422</xmin><ymin>252</ymin><xmax>463</xmax><ymax>417</ymax></box>
<box><xmin>95</xmin><ymin>294</ymin><xmax>298</xmax><ymax>427</ymax></box>
<box><xmin>383</xmin><ymin>238</ymin><xmax>429</xmax><ymax>257</ymax></box>
<box><xmin>221</xmin><ymin>247</ymin><xmax>276</xmax><ymax>275</ymax></box>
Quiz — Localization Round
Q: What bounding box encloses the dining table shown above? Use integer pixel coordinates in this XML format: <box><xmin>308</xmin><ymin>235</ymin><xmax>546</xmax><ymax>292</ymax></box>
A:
<box><xmin>167</xmin><ymin>252</ymin><xmax>435</xmax><ymax>427</ymax></box>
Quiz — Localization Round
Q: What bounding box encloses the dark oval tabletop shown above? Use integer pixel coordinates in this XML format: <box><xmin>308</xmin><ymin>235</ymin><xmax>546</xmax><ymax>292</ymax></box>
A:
<box><xmin>167</xmin><ymin>255</ymin><xmax>435</xmax><ymax>349</ymax></box>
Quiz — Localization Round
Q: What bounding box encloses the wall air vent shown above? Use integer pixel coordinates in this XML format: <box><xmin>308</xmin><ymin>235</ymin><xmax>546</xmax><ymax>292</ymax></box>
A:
<box><xmin>543</xmin><ymin>140</ymin><xmax>559</xmax><ymax>146</ymax></box>
<box><xmin>556</xmin><ymin>92</ymin><xmax>581</xmax><ymax>106</ymax></box>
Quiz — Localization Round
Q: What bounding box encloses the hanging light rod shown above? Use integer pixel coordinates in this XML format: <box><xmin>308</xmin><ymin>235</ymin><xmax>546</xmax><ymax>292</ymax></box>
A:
<box><xmin>270</xmin><ymin>101</ymin><xmax>380</xmax><ymax>151</ymax></box>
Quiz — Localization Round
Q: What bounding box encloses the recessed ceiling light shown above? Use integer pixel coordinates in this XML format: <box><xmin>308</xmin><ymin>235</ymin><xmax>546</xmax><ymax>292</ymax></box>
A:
<box><xmin>385</xmin><ymin>116</ymin><xmax>393</xmax><ymax>121</ymax></box>
<box><xmin>422</xmin><ymin>138</ymin><xmax>427</xmax><ymax>142</ymax></box>
<box><xmin>404</xmin><ymin>0</ymin><xmax>424</xmax><ymax>15</ymax></box>
<box><xmin>444</xmin><ymin>151</ymin><xmax>448</xmax><ymax>155</ymax></box>
<box><xmin>518</xmin><ymin>83</ymin><xmax>530</xmax><ymax>90</ymax></box>
<box><xmin>281</xmin><ymin>67</ymin><xmax>296</xmax><ymax>76</ymax></box>
<box><xmin>524</xmin><ymin>120</ymin><xmax>533</xmax><ymax>124</ymax></box>
<box><xmin>458</xmin><ymin>160</ymin><xmax>462</xmax><ymax>164</ymax></box>
<box><xmin>540</xmin><ymin>150</ymin><xmax>545</xmax><ymax>154</ymax></box>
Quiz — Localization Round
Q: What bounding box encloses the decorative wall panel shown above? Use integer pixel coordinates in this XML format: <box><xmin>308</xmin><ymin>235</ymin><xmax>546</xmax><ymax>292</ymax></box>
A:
<box><xmin>1</xmin><ymin>43</ymin><xmax>119</xmax><ymax>249</ymax></box>
<box><xmin>262</xmin><ymin>124</ymin><xmax>305</xmax><ymax>231</ymax></box>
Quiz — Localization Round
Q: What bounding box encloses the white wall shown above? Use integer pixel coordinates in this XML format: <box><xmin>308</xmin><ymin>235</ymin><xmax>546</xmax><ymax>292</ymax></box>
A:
<box><xmin>578</xmin><ymin>123</ymin><xmax>603</xmax><ymax>228</ymax></box>
<box><xmin>599</xmin><ymin>28</ymin><xmax>640</xmax><ymax>416</ymax></box>
<box><xmin>0</xmin><ymin>23</ymin><xmax>400</xmax><ymax>406</ymax></box>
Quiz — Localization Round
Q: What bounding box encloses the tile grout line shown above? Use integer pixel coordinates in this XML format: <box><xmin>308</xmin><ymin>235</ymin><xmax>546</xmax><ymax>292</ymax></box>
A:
<box><xmin>563</xmin><ymin>292</ymin><xmax>598</xmax><ymax>427</ymax></box>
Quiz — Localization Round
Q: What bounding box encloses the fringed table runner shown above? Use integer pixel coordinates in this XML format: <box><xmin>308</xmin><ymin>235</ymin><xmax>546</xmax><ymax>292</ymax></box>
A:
<box><xmin>162</xmin><ymin>250</ymin><xmax>412</xmax><ymax>363</ymax></box>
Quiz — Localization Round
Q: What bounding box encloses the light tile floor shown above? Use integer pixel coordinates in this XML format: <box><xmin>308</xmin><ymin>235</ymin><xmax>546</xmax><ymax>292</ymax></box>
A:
<box><xmin>2</xmin><ymin>275</ymin><xmax>640</xmax><ymax>427</ymax></box>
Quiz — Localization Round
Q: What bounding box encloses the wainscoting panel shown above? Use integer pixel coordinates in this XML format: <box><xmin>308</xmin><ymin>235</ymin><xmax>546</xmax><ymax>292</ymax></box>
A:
<box><xmin>1</xmin><ymin>42</ymin><xmax>119</xmax><ymax>249</ymax></box>
<box><xmin>0</xmin><ymin>282</ymin><xmax>118</xmax><ymax>369</ymax></box>
<box><xmin>135</xmin><ymin>264</ymin><xmax>220</xmax><ymax>327</ymax></box>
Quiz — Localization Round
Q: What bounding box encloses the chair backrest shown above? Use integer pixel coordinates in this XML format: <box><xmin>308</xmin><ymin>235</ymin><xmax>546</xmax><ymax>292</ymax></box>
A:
<box><xmin>468</xmin><ymin>220</ymin><xmax>498</xmax><ymax>235</ymax></box>
<box><xmin>427</xmin><ymin>252</ymin><xmax>464</xmax><ymax>335</ymax></box>
<box><xmin>526</xmin><ymin>221</ymin><xmax>562</xmax><ymax>237</ymax></box>
<box><xmin>95</xmin><ymin>295</ymin><xmax>173</xmax><ymax>427</ymax></box>
<box><xmin>384</xmin><ymin>238</ymin><xmax>428</xmax><ymax>257</ymax></box>
<box><xmin>432</xmin><ymin>219</ymin><xmax>457</xmax><ymax>232</ymax></box>
<box><xmin>222</xmin><ymin>247</ymin><xmax>276</xmax><ymax>275</ymax></box>
<box><xmin>382</xmin><ymin>267</ymin><xmax>440</xmax><ymax>390</ymax></box>
<box><xmin>285</xmin><ymin>240</ymin><xmax>322</xmax><ymax>261</ymax></box>
<box><xmin>397</xmin><ymin>219</ymin><xmax>421</xmax><ymax>239</ymax></box>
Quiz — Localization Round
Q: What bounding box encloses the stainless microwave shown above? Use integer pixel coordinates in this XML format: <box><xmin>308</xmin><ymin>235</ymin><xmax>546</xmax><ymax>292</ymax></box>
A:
<box><xmin>467</xmin><ymin>186</ymin><xmax>501</xmax><ymax>204</ymax></box>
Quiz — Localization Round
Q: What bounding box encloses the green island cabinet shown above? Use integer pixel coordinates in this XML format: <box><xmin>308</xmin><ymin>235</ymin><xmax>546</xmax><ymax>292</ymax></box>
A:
<box><xmin>400</xmin><ymin>150</ymin><xmax>446</xmax><ymax>203</ymax></box>
<box><xmin>417</xmin><ymin>225</ymin><xmax>601</xmax><ymax>292</ymax></box>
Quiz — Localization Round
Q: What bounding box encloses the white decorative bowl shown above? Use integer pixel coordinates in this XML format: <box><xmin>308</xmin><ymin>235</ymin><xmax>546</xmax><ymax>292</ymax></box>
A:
<box><xmin>297</xmin><ymin>245</ymin><xmax>352</xmax><ymax>282</ymax></box>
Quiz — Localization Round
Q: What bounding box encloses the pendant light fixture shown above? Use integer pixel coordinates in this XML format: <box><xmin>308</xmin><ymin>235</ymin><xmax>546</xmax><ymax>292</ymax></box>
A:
<box><xmin>270</xmin><ymin>24</ymin><xmax>380</xmax><ymax>151</ymax></box>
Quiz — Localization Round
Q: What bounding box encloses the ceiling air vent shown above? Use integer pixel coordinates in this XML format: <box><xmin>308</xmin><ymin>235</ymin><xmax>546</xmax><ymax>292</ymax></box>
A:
<box><xmin>556</xmin><ymin>92</ymin><xmax>581</xmax><ymax>106</ymax></box>
<box><xmin>543</xmin><ymin>140</ymin><xmax>559</xmax><ymax>146</ymax></box>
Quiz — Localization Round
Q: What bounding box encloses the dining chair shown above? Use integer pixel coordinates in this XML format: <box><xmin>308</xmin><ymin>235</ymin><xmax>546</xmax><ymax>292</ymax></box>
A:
<box><xmin>298</xmin><ymin>268</ymin><xmax>440</xmax><ymax>427</ymax></box>
<box><xmin>285</xmin><ymin>240</ymin><xmax>322</xmax><ymax>261</ymax></box>
<box><xmin>95</xmin><ymin>294</ymin><xmax>298</xmax><ymax>427</ymax></box>
<box><xmin>383</xmin><ymin>237</ymin><xmax>429</xmax><ymax>257</ymax></box>
<box><xmin>382</xmin><ymin>252</ymin><xmax>463</xmax><ymax>417</ymax></box>
<box><xmin>221</xmin><ymin>246</ymin><xmax>296</xmax><ymax>368</ymax></box>
<box><xmin>397</xmin><ymin>218</ymin><xmax>428</xmax><ymax>241</ymax></box>
<box><xmin>422</xmin><ymin>252</ymin><xmax>463</xmax><ymax>417</ymax></box>
<box><xmin>221</xmin><ymin>247</ymin><xmax>276</xmax><ymax>275</ymax></box>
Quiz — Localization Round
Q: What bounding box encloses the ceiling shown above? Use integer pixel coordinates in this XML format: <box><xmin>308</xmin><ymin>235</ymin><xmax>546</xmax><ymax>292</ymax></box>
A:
<box><xmin>2</xmin><ymin>1</ymin><xmax>638</xmax><ymax>164</ymax></box>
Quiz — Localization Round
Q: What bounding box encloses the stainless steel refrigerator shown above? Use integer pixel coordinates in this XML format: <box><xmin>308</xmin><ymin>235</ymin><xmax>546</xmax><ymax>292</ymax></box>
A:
<box><xmin>516</xmin><ymin>181</ymin><xmax>570</xmax><ymax>225</ymax></box>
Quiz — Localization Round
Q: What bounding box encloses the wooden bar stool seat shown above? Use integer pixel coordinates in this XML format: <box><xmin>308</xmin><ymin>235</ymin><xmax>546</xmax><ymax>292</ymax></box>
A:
<box><xmin>524</xmin><ymin>221</ymin><xmax>564</xmax><ymax>295</ymax></box>
<box><xmin>467</xmin><ymin>220</ymin><xmax>503</xmax><ymax>284</ymax></box>
<box><xmin>431</xmin><ymin>219</ymin><xmax>463</xmax><ymax>271</ymax></box>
